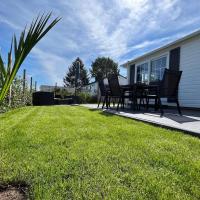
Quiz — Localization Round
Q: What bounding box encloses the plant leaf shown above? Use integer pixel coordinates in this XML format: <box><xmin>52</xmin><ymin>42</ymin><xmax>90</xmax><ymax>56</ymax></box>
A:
<box><xmin>0</xmin><ymin>13</ymin><xmax>60</xmax><ymax>102</ymax></box>
<box><xmin>0</xmin><ymin>54</ymin><xmax>6</xmax><ymax>78</ymax></box>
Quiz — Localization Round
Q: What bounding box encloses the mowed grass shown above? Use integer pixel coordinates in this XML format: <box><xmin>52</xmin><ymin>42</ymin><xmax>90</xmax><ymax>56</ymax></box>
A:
<box><xmin>0</xmin><ymin>106</ymin><xmax>200</xmax><ymax>200</ymax></box>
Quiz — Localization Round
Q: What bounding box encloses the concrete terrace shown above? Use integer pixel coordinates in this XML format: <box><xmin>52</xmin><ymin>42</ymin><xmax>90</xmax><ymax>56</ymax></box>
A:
<box><xmin>82</xmin><ymin>104</ymin><xmax>200</xmax><ymax>137</ymax></box>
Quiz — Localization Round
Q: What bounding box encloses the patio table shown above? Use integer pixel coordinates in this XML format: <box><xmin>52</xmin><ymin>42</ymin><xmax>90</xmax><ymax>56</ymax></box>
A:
<box><xmin>103</xmin><ymin>83</ymin><xmax>159</xmax><ymax>110</ymax></box>
<box><xmin>120</xmin><ymin>84</ymin><xmax>160</xmax><ymax>110</ymax></box>
<box><xmin>121</xmin><ymin>83</ymin><xmax>159</xmax><ymax>90</ymax></box>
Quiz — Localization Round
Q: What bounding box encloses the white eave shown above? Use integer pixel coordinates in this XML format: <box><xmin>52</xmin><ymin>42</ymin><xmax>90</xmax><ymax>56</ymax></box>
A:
<box><xmin>122</xmin><ymin>29</ymin><xmax>200</xmax><ymax>67</ymax></box>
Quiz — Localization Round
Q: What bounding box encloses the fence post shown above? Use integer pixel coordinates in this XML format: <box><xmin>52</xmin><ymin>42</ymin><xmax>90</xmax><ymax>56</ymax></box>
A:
<box><xmin>30</xmin><ymin>77</ymin><xmax>33</xmax><ymax>92</ymax></box>
<box><xmin>22</xmin><ymin>69</ymin><xmax>26</xmax><ymax>103</ymax></box>
<box><xmin>22</xmin><ymin>69</ymin><xmax>26</xmax><ymax>94</ymax></box>
<box><xmin>35</xmin><ymin>81</ymin><xmax>37</xmax><ymax>91</ymax></box>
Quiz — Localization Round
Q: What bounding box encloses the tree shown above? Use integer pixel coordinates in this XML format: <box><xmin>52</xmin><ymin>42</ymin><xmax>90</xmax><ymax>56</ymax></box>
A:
<box><xmin>90</xmin><ymin>57</ymin><xmax>119</xmax><ymax>80</ymax></box>
<box><xmin>63</xmin><ymin>57</ymin><xmax>89</xmax><ymax>87</ymax></box>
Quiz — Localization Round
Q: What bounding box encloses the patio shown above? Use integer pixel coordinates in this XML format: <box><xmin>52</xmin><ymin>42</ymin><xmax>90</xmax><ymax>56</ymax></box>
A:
<box><xmin>82</xmin><ymin>104</ymin><xmax>200</xmax><ymax>137</ymax></box>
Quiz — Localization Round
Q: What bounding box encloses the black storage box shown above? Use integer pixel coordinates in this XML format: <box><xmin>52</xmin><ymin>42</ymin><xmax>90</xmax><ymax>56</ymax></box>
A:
<box><xmin>32</xmin><ymin>92</ymin><xmax>54</xmax><ymax>106</ymax></box>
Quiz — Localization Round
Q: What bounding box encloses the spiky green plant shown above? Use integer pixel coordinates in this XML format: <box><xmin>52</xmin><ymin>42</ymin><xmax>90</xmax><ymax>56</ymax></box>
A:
<box><xmin>0</xmin><ymin>13</ymin><xmax>61</xmax><ymax>103</ymax></box>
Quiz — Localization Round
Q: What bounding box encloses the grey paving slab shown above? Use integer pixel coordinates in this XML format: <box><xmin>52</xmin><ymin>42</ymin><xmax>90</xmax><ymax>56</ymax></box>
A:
<box><xmin>82</xmin><ymin>104</ymin><xmax>200</xmax><ymax>137</ymax></box>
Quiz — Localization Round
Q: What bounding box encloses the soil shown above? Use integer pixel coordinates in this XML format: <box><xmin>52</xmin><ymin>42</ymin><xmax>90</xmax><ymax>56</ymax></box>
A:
<box><xmin>0</xmin><ymin>187</ymin><xmax>26</xmax><ymax>200</ymax></box>
<box><xmin>0</xmin><ymin>183</ymin><xmax>27</xmax><ymax>200</ymax></box>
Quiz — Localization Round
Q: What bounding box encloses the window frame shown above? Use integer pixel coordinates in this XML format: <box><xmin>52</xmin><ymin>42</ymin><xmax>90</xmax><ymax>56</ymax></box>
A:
<box><xmin>131</xmin><ymin>53</ymin><xmax>169</xmax><ymax>84</ymax></box>
<box><xmin>150</xmin><ymin>54</ymin><xmax>168</xmax><ymax>82</ymax></box>
<box><xmin>136</xmin><ymin>61</ymin><xmax>149</xmax><ymax>84</ymax></box>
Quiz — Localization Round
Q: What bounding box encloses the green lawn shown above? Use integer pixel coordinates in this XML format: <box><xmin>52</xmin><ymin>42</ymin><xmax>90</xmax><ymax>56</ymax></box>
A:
<box><xmin>0</xmin><ymin>106</ymin><xmax>200</xmax><ymax>199</ymax></box>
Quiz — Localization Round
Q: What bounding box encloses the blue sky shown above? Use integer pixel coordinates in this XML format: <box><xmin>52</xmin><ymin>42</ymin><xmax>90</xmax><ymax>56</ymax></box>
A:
<box><xmin>0</xmin><ymin>0</ymin><xmax>200</xmax><ymax>87</ymax></box>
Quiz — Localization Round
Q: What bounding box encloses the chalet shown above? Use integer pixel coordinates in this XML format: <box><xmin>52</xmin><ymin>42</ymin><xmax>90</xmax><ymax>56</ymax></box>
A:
<box><xmin>122</xmin><ymin>29</ymin><xmax>200</xmax><ymax>108</ymax></box>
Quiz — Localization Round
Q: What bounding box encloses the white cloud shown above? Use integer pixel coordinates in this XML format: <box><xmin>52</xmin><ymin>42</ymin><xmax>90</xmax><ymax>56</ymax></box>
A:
<box><xmin>31</xmin><ymin>48</ymin><xmax>68</xmax><ymax>86</ymax></box>
<box><xmin>0</xmin><ymin>16</ymin><xmax>21</xmax><ymax>30</ymax></box>
<box><xmin>1</xmin><ymin>0</ymin><xmax>200</xmax><ymax>85</ymax></box>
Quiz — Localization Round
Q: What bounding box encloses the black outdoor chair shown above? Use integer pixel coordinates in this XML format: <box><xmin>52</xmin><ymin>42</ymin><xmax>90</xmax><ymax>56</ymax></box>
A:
<box><xmin>134</xmin><ymin>84</ymin><xmax>148</xmax><ymax>111</ymax></box>
<box><xmin>145</xmin><ymin>81</ymin><xmax>161</xmax><ymax>111</ymax></box>
<box><xmin>107</xmin><ymin>74</ymin><xmax>134</xmax><ymax>111</ymax></box>
<box><xmin>97</xmin><ymin>79</ymin><xmax>110</xmax><ymax>109</ymax></box>
<box><xmin>146</xmin><ymin>68</ymin><xmax>182</xmax><ymax>116</ymax></box>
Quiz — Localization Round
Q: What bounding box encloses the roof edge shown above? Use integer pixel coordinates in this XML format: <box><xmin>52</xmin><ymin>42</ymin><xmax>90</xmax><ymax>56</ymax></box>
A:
<box><xmin>122</xmin><ymin>29</ymin><xmax>200</xmax><ymax>67</ymax></box>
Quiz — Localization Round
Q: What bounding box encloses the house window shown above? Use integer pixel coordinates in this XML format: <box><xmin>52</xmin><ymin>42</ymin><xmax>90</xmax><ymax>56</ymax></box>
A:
<box><xmin>136</xmin><ymin>63</ymin><xmax>148</xmax><ymax>83</ymax></box>
<box><xmin>150</xmin><ymin>56</ymin><xmax>167</xmax><ymax>81</ymax></box>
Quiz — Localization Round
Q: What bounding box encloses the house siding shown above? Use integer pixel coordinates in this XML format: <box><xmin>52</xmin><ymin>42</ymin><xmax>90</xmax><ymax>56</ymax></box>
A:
<box><xmin>179</xmin><ymin>36</ymin><xmax>200</xmax><ymax>108</ymax></box>
<box><xmin>126</xmin><ymin>34</ymin><xmax>200</xmax><ymax>108</ymax></box>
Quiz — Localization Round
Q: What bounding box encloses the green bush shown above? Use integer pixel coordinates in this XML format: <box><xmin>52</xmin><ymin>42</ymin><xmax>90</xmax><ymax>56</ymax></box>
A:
<box><xmin>78</xmin><ymin>92</ymin><xmax>97</xmax><ymax>104</ymax></box>
<box><xmin>0</xmin><ymin>76</ymin><xmax>32</xmax><ymax>113</ymax></box>
<box><xmin>54</xmin><ymin>87</ymin><xmax>72</xmax><ymax>99</ymax></box>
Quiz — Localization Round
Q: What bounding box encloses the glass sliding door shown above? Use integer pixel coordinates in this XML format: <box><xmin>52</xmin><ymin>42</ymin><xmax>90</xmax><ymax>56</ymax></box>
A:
<box><xmin>136</xmin><ymin>62</ymin><xmax>148</xmax><ymax>84</ymax></box>
<box><xmin>150</xmin><ymin>56</ymin><xmax>167</xmax><ymax>82</ymax></box>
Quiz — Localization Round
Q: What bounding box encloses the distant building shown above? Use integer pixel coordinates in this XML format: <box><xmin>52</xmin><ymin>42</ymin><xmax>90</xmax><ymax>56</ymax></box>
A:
<box><xmin>81</xmin><ymin>75</ymin><xmax>128</xmax><ymax>96</ymax></box>
<box><xmin>103</xmin><ymin>74</ymin><xmax>127</xmax><ymax>86</ymax></box>
<box><xmin>40</xmin><ymin>85</ymin><xmax>57</xmax><ymax>92</ymax></box>
<box><xmin>81</xmin><ymin>81</ymin><xmax>98</xmax><ymax>96</ymax></box>
<box><xmin>40</xmin><ymin>85</ymin><xmax>75</xmax><ymax>94</ymax></box>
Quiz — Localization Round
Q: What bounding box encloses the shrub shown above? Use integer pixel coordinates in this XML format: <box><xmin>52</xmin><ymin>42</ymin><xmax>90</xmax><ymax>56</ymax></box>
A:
<box><xmin>78</xmin><ymin>92</ymin><xmax>97</xmax><ymax>104</ymax></box>
<box><xmin>0</xmin><ymin>76</ymin><xmax>32</xmax><ymax>113</ymax></box>
<box><xmin>54</xmin><ymin>88</ymin><xmax>72</xmax><ymax>99</ymax></box>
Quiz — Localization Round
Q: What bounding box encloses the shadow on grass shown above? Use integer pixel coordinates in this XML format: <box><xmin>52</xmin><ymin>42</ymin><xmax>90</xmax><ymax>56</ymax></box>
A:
<box><xmin>99</xmin><ymin>111</ymin><xmax>115</xmax><ymax>117</ymax></box>
<box><xmin>87</xmin><ymin>107</ymin><xmax>116</xmax><ymax>117</ymax></box>
<box><xmin>88</xmin><ymin>108</ymin><xmax>100</xmax><ymax>112</ymax></box>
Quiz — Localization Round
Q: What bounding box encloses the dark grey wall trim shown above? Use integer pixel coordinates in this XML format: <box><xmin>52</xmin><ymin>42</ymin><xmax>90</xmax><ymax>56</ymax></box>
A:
<box><xmin>169</xmin><ymin>47</ymin><xmax>180</xmax><ymax>71</ymax></box>
<box><xmin>130</xmin><ymin>64</ymin><xmax>135</xmax><ymax>84</ymax></box>
<box><xmin>168</xmin><ymin>47</ymin><xmax>181</xmax><ymax>102</ymax></box>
